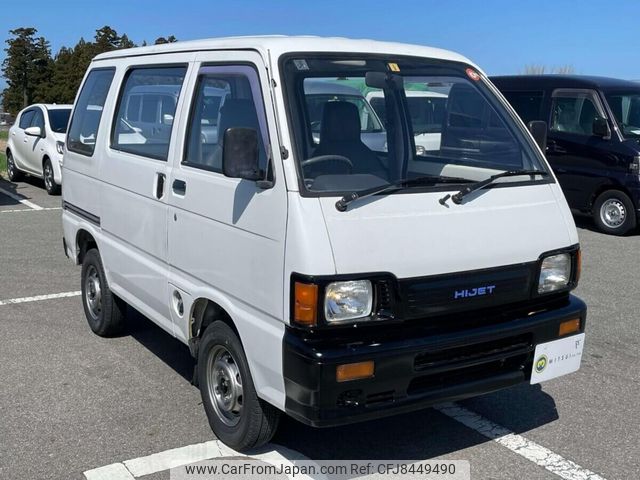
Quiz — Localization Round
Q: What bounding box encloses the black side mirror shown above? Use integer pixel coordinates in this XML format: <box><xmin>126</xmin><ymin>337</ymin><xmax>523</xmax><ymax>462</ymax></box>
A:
<box><xmin>528</xmin><ymin>120</ymin><xmax>548</xmax><ymax>153</ymax></box>
<box><xmin>593</xmin><ymin>117</ymin><xmax>610</xmax><ymax>137</ymax></box>
<box><xmin>222</xmin><ymin>127</ymin><xmax>262</xmax><ymax>181</ymax></box>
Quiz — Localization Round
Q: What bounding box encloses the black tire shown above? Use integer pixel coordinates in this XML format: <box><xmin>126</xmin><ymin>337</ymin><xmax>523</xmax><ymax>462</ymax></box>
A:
<box><xmin>6</xmin><ymin>151</ymin><xmax>23</xmax><ymax>182</ymax></box>
<box><xmin>592</xmin><ymin>190</ymin><xmax>636</xmax><ymax>236</ymax></box>
<box><xmin>80</xmin><ymin>248</ymin><xmax>126</xmax><ymax>336</ymax></box>
<box><xmin>198</xmin><ymin>321</ymin><xmax>280</xmax><ymax>451</ymax></box>
<box><xmin>43</xmin><ymin>158</ymin><xmax>60</xmax><ymax>195</ymax></box>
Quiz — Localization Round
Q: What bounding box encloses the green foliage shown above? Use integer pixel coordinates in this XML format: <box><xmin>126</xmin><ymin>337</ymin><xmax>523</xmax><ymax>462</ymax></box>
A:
<box><xmin>2</xmin><ymin>26</ymin><xmax>178</xmax><ymax>113</ymax></box>
<box><xmin>1</xmin><ymin>28</ymin><xmax>53</xmax><ymax>112</ymax></box>
<box><xmin>0</xmin><ymin>151</ymin><xmax>6</xmax><ymax>177</ymax></box>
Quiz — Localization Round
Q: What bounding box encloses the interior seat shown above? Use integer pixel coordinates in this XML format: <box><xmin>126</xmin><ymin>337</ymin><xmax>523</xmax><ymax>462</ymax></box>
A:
<box><xmin>202</xmin><ymin>98</ymin><xmax>264</xmax><ymax>171</ymax></box>
<box><xmin>313</xmin><ymin>101</ymin><xmax>386</xmax><ymax>175</ymax></box>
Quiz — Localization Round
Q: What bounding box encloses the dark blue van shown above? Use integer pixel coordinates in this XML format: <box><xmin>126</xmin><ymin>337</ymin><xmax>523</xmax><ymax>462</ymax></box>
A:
<box><xmin>491</xmin><ymin>75</ymin><xmax>640</xmax><ymax>235</ymax></box>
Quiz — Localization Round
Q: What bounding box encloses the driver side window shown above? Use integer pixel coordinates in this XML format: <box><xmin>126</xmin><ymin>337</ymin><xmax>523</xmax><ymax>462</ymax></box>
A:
<box><xmin>550</xmin><ymin>89</ymin><xmax>605</xmax><ymax>136</ymax></box>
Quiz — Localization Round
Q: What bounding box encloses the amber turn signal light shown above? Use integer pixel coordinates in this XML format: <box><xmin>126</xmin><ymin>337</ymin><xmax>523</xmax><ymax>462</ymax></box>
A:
<box><xmin>559</xmin><ymin>318</ymin><xmax>580</xmax><ymax>337</ymax></box>
<box><xmin>294</xmin><ymin>281</ymin><xmax>318</xmax><ymax>326</ymax></box>
<box><xmin>336</xmin><ymin>361</ymin><xmax>375</xmax><ymax>382</ymax></box>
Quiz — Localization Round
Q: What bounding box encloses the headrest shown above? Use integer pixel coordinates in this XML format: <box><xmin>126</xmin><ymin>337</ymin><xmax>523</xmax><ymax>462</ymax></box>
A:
<box><xmin>218</xmin><ymin>98</ymin><xmax>260</xmax><ymax>139</ymax></box>
<box><xmin>320</xmin><ymin>101</ymin><xmax>361</xmax><ymax>143</ymax></box>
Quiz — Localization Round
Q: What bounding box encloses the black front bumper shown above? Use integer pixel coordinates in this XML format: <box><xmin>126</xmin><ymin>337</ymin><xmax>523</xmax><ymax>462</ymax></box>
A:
<box><xmin>283</xmin><ymin>294</ymin><xmax>586</xmax><ymax>427</ymax></box>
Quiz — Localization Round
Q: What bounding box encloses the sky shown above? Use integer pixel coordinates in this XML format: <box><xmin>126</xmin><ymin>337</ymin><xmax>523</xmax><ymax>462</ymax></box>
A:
<box><xmin>1</xmin><ymin>0</ymin><xmax>640</xmax><ymax>91</ymax></box>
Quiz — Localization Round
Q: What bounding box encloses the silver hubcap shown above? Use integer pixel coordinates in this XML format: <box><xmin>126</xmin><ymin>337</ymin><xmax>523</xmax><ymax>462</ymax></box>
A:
<box><xmin>207</xmin><ymin>346</ymin><xmax>243</xmax><ymax>426</ymax></box>
<box><xmin>44</xmin><ymin>163</ymin><xmax>53</xmax><ymax>190</ymax></box>
<box><xmin>7</xmin><ymin>156</ymin><xmax>14</xmax><ymax>177</ymax></box>
<box><xmin>600</xmin><ymin>198</ymin><xmax>626</xmax><ymax>228</ymax></box>
<box><xmin>84</xmin><ymin>265</ymin><xmax>102</xmax><ymax>320</ymax></box>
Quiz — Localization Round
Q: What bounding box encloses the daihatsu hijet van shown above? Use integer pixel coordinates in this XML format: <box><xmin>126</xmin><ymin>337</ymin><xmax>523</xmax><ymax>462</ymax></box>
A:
<box><xmin>61</xmin><ymin>36</ymin><xmax>587</xmax><ymax>451</ymax></box>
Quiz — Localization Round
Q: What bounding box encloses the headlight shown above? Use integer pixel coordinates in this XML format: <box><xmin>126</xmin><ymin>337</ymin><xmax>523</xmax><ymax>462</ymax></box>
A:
<box><xmin>538</xmin><ymin>253</ymin><xmax>571</xmax><ymax>293</ymax></box>
<box><xmin>56</xmin><ymin>141</ymin><xmax>65</xmax><ymax>155</ymax></box>
<box><xmin>324</xmin><ymin>280</ymin><xmax>373</xmax><ymax>322</ymax></box>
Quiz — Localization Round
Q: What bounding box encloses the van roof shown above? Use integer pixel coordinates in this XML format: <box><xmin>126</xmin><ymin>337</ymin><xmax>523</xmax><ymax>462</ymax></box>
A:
<box><xmin>93</xmin><ymin>35</ymin><xmax>476</xmax><ymax>68</ymax></box>
<box><xmin>491</xmin><ymin>74</ymin><xmax>640</xmax><ymax>90</ymax></box>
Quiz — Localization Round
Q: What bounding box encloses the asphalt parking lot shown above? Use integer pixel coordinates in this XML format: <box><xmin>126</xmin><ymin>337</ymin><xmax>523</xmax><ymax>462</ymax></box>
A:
<box><xmin>0</xmin><ymin>176</ymin><xmax>638</xmax><ymax>480</ymax></box>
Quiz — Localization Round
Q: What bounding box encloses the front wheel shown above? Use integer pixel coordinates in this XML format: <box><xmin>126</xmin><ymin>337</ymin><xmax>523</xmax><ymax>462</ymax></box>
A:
<box><xmin>43</xmin><ymin>158</ymin><xmax>60</xmax><ymax>195</ymax></box>
<box><xmin>198</xmin><ymin>321</ymin><xmax>280</xmax><ymax>451</ymax></box>
<box><xmin>593</xmin><ymin>190</ymin><xmax>636</xmax><ymax>235</ymax></box>
<box><xmin>6</xmin><ymin>151</ymin><xmax>23</xmax><ymax>182</ymax></box>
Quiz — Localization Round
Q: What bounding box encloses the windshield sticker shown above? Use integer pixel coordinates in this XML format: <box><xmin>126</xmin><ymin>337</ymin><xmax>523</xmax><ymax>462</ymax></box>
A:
<box><xmin>466</xmin><ymin>68</ymin><xmax>481</xmax><ymax>81</ymax></box>
<box><xmin>388</xmin><ymin>62</ymin><xmax>400</xmax><ymax>72</ymax></box>
<box><xmin>293</xmin><ymin>59</ymin><xmax>309</xmax><ymax>71</ymax></box>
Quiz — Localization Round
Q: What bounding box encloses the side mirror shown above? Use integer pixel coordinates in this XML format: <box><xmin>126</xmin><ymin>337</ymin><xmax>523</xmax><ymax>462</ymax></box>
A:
<box><xmin>25</xmin><ymin>126</ymin><xmax>42</xmax><ymax>137</ymax></box>
<box><xmin>593</xmin><ymin>117</ymin><xmax>610</xmax><ymax>137</ymax></box>
<box><xmin>162</xmin><ymin>113</ymin><xmax>174</xmax><ymax>126</ymax></box>
<box><xmin>528</xmin><ymin>120</ymin><xmax>548</xmax><ymax>153</ymax></box>
<box><xmin>222</xmin><ymin>127</ymin><xmax>262</xmax><ymax>181</ymax></box>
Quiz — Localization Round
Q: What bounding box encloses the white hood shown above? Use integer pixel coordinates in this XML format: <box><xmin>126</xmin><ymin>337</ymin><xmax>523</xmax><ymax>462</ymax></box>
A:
<box><xmin>318</xmin><ymin>183</ymin><xmax>577</xmax><ymax>278</ymax></box>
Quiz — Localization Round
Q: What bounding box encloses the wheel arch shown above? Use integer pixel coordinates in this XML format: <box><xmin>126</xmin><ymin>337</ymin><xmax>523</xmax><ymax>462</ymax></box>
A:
<box><xmin>589</xmin><ymin>182</ymin><xmax>636</xmax><ymax>212</ymax></box>
<box><xmin>76</xmin><ymin>229</ymin><xmax>98</xmax><ymax>265</ymax></box>
<box><xmin>189</xmin><ymin>297</ymin><xmax>240</xmax><ymax>358</ymax></box>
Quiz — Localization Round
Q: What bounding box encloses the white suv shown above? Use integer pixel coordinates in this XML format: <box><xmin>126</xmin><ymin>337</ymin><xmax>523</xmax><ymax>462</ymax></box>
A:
<box><xmin>6</xmin><ymin>104</ymin><xmax>72</xmax><ymax>194</ymax></box>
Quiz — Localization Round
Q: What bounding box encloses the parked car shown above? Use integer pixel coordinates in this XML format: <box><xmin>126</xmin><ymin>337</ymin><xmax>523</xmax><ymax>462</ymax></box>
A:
<box><xmin>367</xmin><ymin>89</ymin><xmax>447</xmax><ymax>153</ymax></box>
<box><xmin>492</xmin><ymin>75</ymin><xmax>640</xmax><ymax>235</ymax></box>
<box><xmin>5</xmin><ymin>104</ymin><xmax>73</xmax><ymax>194</ymax></box>
<box><xmin>62</xmin><ymin>37</ymin><xmax>586</xmax><ymax>451</ymax></box>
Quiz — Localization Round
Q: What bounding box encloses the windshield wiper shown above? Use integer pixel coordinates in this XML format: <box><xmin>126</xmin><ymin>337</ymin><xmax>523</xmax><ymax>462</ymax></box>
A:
<box><xmin>439</xmin><ymin>169</ymin><xmax>549</xmax><ymax>206</ymax></box>
<box><xmin>335</xmin><ymin>175</ymin><xmax>473</xmax><ymax>212</ymax></box>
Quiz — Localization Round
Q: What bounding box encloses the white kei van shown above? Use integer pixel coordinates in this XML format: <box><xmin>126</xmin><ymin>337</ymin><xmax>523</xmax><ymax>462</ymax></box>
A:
<box><xmin>62</xmin><ymin>36</ymin><xmax>587</xmax><ymax>451</ymax></box>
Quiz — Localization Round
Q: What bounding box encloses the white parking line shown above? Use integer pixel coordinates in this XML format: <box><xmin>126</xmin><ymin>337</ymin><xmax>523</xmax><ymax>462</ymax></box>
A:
<box><xmin>435</xmin><ymin>403</ymin><xmax>606</xmax><ymax>480</ymax></box>
<box><xmin>0</xmin><ymin>291</ymin><xmax>81</xmax><ymax>306</ymax></box>
<box><xmin>0</xmin><ymin>186</ymin><xmax>43</xmax><ymax>210</ymax></box>
<box><xmin>0</xmin><ymin>206</ymin><xmax>61</xmax><ymax>213</ymax></box>
<box><xmin>84</xmin><ymin>441</ymin><xmax>316</xmax><ymax>480</ymax></box>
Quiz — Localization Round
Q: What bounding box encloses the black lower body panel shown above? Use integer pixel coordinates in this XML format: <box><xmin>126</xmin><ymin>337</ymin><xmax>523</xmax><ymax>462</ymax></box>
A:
<box><xmin>283</xmin><ymin>294</ymin><xmax>586</xmax><ymax>427</ymax></box>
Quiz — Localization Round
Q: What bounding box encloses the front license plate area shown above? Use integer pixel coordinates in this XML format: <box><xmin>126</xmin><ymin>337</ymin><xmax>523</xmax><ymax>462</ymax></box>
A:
<box><xmin>530</xmin><ymin>333</ymin><xmax>585</xmax><ymax>384</ymax></box>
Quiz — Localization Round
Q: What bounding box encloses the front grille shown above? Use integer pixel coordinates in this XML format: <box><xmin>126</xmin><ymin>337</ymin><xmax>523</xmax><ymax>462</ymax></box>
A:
<box><xmin>407</xmin><ymin>334</ymin><xmax>533</xmax><ymax>395</ymax></box>
<box><xmin>399</xmin><ymin>262</ymin><xmax>536</xmax><ymax>320</ymax></box>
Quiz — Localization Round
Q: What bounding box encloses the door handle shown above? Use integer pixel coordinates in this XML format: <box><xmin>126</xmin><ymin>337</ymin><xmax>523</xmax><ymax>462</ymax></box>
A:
<box><xmin>172</xmin><ymin>179</ymin><xmax>187</xmax><ymax>195</ymax></box>
<box><xmin>154</xmin><ymin>172</ymin><xmax>166</xmax><ymax>199</ymax></box>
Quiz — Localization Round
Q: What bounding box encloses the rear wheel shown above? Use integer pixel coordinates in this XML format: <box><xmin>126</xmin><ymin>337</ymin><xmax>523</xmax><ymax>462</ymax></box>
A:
<box><xmin>43</xmin><ymin>158</ymin><xmax>60</xmax><ymax>195</ymax></box>
<box><xmin>6</xmin><ymin>151</ymin><xmax>23</xmax><ymax>182</ymax></box>
<box><xmin>198</xmin><ymin>321</ymin><xmax>280</xmax><ymax>451</ymax></box>
<box><xmin>593</xmin><ymin>190</ymin><xmax>636</xmax><ymax>235</ymax></box>
<box><xmin>81</xmin><ymin>248</ymin><xmax>126</xmax><ymax>336</ymax></box>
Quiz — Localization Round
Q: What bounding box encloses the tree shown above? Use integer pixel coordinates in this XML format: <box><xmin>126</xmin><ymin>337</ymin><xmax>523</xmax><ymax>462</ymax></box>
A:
<box><xmin>522</xmin><ymin>64</ymin><xmax>575</xmax><ymax>75</ymax></box>
<box><xmin>1</xmin><ymin>27</ymin><xmax>53</xmax><ymax>113</ymax></box>
<box><xmin>154</xmin><ymin>35</ymin><xmax>178</xmax><ymax>45</ymax></box>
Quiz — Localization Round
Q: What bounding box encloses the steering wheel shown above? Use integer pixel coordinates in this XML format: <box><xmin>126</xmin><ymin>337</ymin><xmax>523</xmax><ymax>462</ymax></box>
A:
<box><xmin>301</xmin><ymin>155</ymin><xmax>353</xmax><ymax>172</ymax></box>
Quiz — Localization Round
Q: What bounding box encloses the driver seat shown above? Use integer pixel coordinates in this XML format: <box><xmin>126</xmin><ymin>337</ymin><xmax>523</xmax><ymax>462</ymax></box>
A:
<box><xmin>313</xmin><ymin>101</ymin><xmax>386</xmax><ymax>175</ymax></box>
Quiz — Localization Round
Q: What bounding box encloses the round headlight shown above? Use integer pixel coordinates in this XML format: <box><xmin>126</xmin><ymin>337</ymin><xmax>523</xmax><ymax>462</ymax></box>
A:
<box><xmin>324</xmin><ymin>280</ymin><xmax>373</xmax><ymax>323</ymax></box>
<box><xmin>538</xmin><ymin>253</ymin><xmax>571</xmax><ymax>293</ymax></box>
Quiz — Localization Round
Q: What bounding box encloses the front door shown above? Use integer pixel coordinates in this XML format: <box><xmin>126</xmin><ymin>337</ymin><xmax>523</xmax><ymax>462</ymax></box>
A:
<box><xmin>167</xmin><ymin>51</ymin><xmax>288</xmax><ymax>343</ymax></box>
<box><xmin>546</xmin><ymin>88</ymin><xmax>612</xmax><ymax>210</ymax></box>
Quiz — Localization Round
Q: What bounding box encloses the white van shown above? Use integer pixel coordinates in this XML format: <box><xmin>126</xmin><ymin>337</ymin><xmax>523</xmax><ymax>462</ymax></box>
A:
<box><xmin>62</xmin><ymin>36</ymin><xmax>587</xmax><ymax>451</ymax></box>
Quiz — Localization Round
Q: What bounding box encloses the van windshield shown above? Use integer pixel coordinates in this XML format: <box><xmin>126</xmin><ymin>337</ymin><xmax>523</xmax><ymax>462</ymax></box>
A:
<box><xmin>281</xmin><ymin>55</ymin><xmax>547</xmax><ymax>195</ymax></box>
<box><xmin>604</xmin><ymin>90</ymin><xmax>640</xmax><ymax>138</ymax></box>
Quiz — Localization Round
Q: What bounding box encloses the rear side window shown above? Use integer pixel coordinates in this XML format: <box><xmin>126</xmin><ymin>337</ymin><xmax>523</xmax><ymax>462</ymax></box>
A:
<box><xmin>67</xmin><ymin>68</ymin><xmax>115</xmax><ymax>156</ymax></box>
<box><xmin>502</xmin><ymin>91</ymin><xmax>544</xmax><ymax>125</ymax></box>
<box><xmin>112</xmin><ymin>66</ymin><xmax>187</xmax><ymax>161</ymax></box>
<box><xmin>183</xmin><ymin>65</ymin><xmax>268</xmax><ymax>173</ymax></box>
<box><xmin>19</xmin><ymin>109</ymin><xmax>35</xmax><ymax>129</ymax></box>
